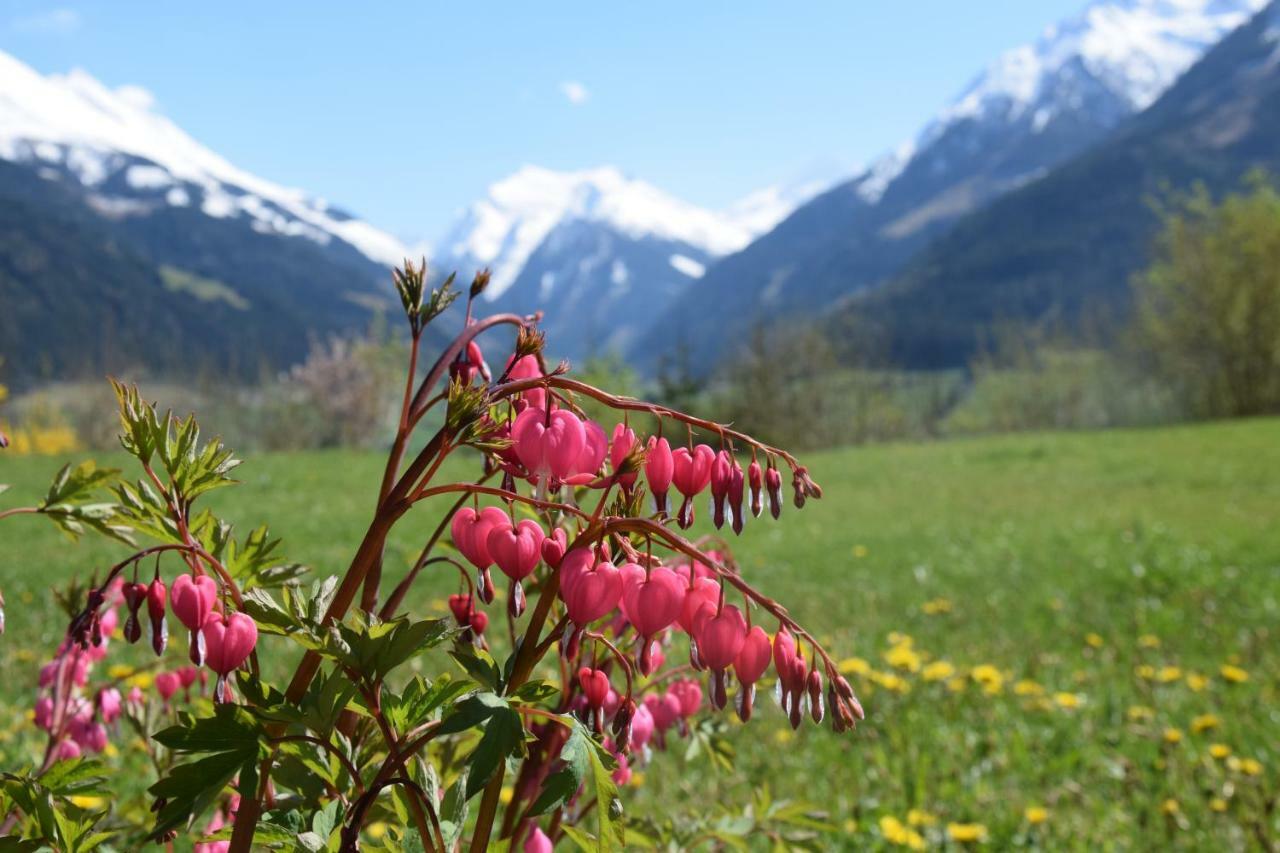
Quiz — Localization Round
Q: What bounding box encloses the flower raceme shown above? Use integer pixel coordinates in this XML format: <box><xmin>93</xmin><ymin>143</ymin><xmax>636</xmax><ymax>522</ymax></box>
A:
<box><xmin>43</xmin><ymin>264</ymin><xmax>852</xmax><ymax>851</ymax></box>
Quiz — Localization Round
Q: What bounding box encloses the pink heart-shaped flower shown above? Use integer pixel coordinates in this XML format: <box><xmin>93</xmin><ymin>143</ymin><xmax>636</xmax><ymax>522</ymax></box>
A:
<box><xmin>487</xmin><ymin>518</ymin><xmax>545</xmax><ymax>581</ymax></box>
<box><xmin>672</xmin><ymin>444</ymin><xmax>716</xmax><ymax>497</ymax></box>
<box><xmin>734</xmin><ymin>625</ymin><xmax>773</xmax><ymax>685</ymax></box>
<box><xmin>170</xmin><ymin>574</ymin><xmax>217</xmax><ymax>631</ymax></box>
<box><xmin>622</xmin><ymin>565</ymin><xmax>685</xmax><ymax>639</ymax></box>
<box><xmin>450</xmin><ymin>506</ymin><xmax>509</xmax><ymax>570</ymax></box>
<box><xmin>512</xmin><ymin>407</ymin><xmax>586</xmax><ymax>481</ymax></box>
<box><xmin>202</xmin><ymin>611</ymin><xmax>258</xmax><ymax>676</ymax></box>
<box><xmin>693</xmin><ymin>603</ymin><xmax>747</xmax><ymax>670</ymax></box>
<box><xmin>678</xmin><ymin>576</ymin><xmax>721</xmax><ymax>634</ymax></box>
<box><xmin>563</xmin><ymin>419</ymin><xmax>608</xmax><ymax>485</ymax></box>
<box><xmin>562</xmin><ymin>558</ymin><xmax>622</xmax><ymax>626</ymax></box>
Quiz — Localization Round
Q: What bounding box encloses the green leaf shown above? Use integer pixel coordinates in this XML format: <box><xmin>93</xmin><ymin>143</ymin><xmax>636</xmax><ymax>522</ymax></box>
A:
<box><xmin>153</xmin><ymin>705</ymin><xmax>262</xmax><ymax>753</ymax></box>
<box><xmin>323</xmin><ymin>615</ymin><xmax>453</xmax><ymax>683</ymax></box>
<box><xmin>435</xmin><ymin>692</ymin><xmax>506</xmax><ymax>737</ymax></box>
<box><xmin>149</xmin><ymin>749</ymin><xmax>254</xmax><ymax>839</ymax></box>
<box><xmin>386</xmin><ymin>674</ymin><xmax>476</xmax><ymax>732</ymax></box>
<box><xmin>583</xmin><ymin>729</ymin><xmax>625</xmax><ymax>850</ymax></box>
<box><xmin>449</xmin><ymin>646</ymin><xmax>503</xmax><ymax>691</ymax></box>
<box><xmin>39</xmin><ymin>759</ymin><xmax>108</xmax><ymax>796</ymax></box>
<box><xmin>465</xmin><ymin>707</ymin><xmax>525</xmax><ymax>799</ymax></box>
<box><xmin>437</xmin><ymin>770</ymin><xmax>469</xmax><ymax>851</ymax></box>
<box><xmin>527</xmin><ymin>721</ymin><xmax>591</xmax><ymax>816</ymax></box>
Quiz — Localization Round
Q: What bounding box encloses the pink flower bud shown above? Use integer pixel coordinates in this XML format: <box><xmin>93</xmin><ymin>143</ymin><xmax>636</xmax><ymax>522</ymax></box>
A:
<box><xmin>710</xmin><ymin>451</ymin><xmax>733</xmax><ymax>530</ymax></box>
<box><xmin>97</xmin><ymin>687</ymin><xmax>123</xmax><ymax>724</ymax></box>
<box><xmin>147</xmin><ymin>575</ymin><xmax>168</xmax><ymax>655</ymax></box>
<box><xmin>609</xmin><ymin>423</ymin><xmax>638</xmax><ymax>489</ymax></box>
<box><xmin>541</xmin><ymin>527</ymin><xmax>567</xmax><ymax>568</ymax></box>
<box><xmin>766</xmin><ymin>465</ymin><xmax>783</xmax><ymax>520</ymax></box>
<box><xmin>524</xmin><ymin>826</ymin><xmax>553</xmax><ymax>853</ymax></box>
<box><xmin>451</xmin><ymin>506</ymin><xmax>508</xmax><ymax>571</ymax></box>
<box><xmin>155</xmin><ymin>671</ymin><xmax>181</xmax><ymax>702</ymax></box>
<box><xmin>644</xmin><ymin>437</ymin><xmax>674</xmax><ymax>514</ymax></box>
<box><xmin>728</xmin><ymin>459</ymin><xmax>746</xmax><ymax>536</ymax></box>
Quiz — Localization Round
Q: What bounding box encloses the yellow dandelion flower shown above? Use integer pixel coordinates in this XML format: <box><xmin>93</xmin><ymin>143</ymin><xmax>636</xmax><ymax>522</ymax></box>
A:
<box><xmin>1220</xmin><ymin>664</ymin><xmax>1249</xmax><ymax>683</ymax></box>
<box><xmin>838</xmin><ymin>656</ymin><xmax>871</xmax><ymax>676</ymax></box>
<box><xmin>1156</xmin><ymin>666</ymin><xmax>1183</xmax><ymax>683</ymax></box>
<box><xmin>1238</xmin><ymin>758</ymin><xmax>1263</xmax><ymax>777</ymax></box>
<box><xmin>1210</xmin><ymin>797</ymin><xmax>1228</xmax><ymax>813</ymax></box>
<box><xmin>922</xmin><ymin>661</ymin><xmax>956</xmax><ymax>682</ymax></box>
<box><xmin>907</xmin><ymin>808</ymin><xmax>937</xmax><ymax>827</ymax></box>
<box><xmin>1135</xmin><ymin>665</ymin><xmax>1156</xmax><ymax>680</ymax></box>
<box><xmin>885</xmin><ymin>644</ymin><xmax>922</xmax><ymax>673</ymax></box>
<box><xmin>922</xmin><ymin>597</ymin><xmax>953</xmax><ymax>615</ymax></box>
<box><xmin>499</xmin><ymin>786</ymin><xmax>513</xmax><ymax>805</ymax></box>
<box><xmin>853</xmin><ymin>544</ymin><xmax>869</xmax><ymax>558</ymax></box>
<box><xmin>774</xmin><ymin>728</ymin><xmax>794</xmax><ymax>745</ymax></box>
<box><xmin>1014</xmin><ymin>679</ymin><xmax>1044</xmax><ymax>696</ymax></box>
<box><xmin>630</xmin><ymin>771</ymin><xmax>645</xmax><ymax>787</ymax></box>
<box><xmin>1161</xmin><ymin>799</ymin><xmax>1179</xmax><ymax>815</ymax></box>
<box><xmin>69</xmin><ymin>795</ymin><xmax>104</xmax><ymax>809</ymax></box>
<box><xmin>887</xmin><ymin>631</ymin><xmax>913</xmax><ymax>647</ymax></box>
<box><xmin>1191</xmin><ymin>713</ymin><xmax>1220</xmax><ymax>733</ymax></box>
<box><xmin>1024</xmin><ymin>805</ymin><xmax>1049</xmax><ymax>825</ymax></box>
<box><xmin>946</xmin><ymin>822</ymin><xmax>988</xmax><ymax>843</ymax></box>
<box><xmin>843</xmin><ymin>818</ymin><xmax>858</xmax><ymax>833</ymax></box>
<box><xmin>1085</xmin><ymin>633</ymin><xmax>1104</xmax><ymax>648</ymax></box>
<box><xmin>103</xmin><ymin>743</ymin><xmax>119</xmax><ymax>758</ymax></box>
<box><xmin>882</xmin><ymin>815</ymin><xmax>926</xmax><ymax>848</ymax></box>
<box><xmin>1054</xmin><ymin>692</ymin><xmax>1083</xmax><ymax>710</ymax></box>
<box><xmin>1209</xmin><ymin>743</ymin><xmax>1232</xmax><ymax>759</ymax></box>
<box><xmin>126</xmin><ymin>672</ymin><xmax>153</xmax><ymax>690</ymax></box>
<box><xmin>947</xmin><ymin>677</ymin><xmax>967</xmax><ymax>693</ymax></box>
<box><xmin>107</xmin><ymin>664</ymin><xmax>135</xmax><ymax>680</ymax></box>
<box><xmin>971</xmin><ymin>664</ymin><xmax>1004</xmax><ymax>694</ymax></box>
<box><xmin>1127</xmin><ymin>705</ymin><xmax>1155</xmax><ymax>722</ymax></box>
<box><xmin>365</xmin><ymin>821</ymin><xmax>388</xmax><ymax>839</ymax></box>
<box><xmin>1163</xmin><ymin>728</ymin><xmax>1184</xmax><ymax>744</ymax></box>
<box><xmin>1139</xmin><ymin>634</ymin><xmax>1161</xmax><ymax>649</ymax></box>
<box><xmin>1185</xmin><ymin>672</ymin><xmax>1208</xmax><ymax>692</ymax></box>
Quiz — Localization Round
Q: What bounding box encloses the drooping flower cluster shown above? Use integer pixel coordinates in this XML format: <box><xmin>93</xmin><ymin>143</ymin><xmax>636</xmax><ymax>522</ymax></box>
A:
<box><xmin>69</xmin><ymin>562</ymin><xmax>257</xmax><ymax>707</ymax></box>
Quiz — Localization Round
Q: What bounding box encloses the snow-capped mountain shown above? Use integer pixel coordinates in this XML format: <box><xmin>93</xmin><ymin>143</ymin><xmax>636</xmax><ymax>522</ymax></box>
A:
<box><xmin>0</xmin><ymin>49</ymin><xmax>419</xmax><ymax>388</ymax></box>
<box><xmin>0</xmin><ymin>49</ymin><xmax>408</xmax><ymax>266</ymax></box>
<box><xmin>635</xmin><ymin>0</ymin><xmax>1265</xmax><ymax>371</ymax></box>
<box><xmin>432</xmin><ymin>165</ymin><xmax>832</xmax><ymax>362</ymax></box>
<box><xmin>435</xmin><ymin>165</ymin><xmax>821</xmax><ymax>301</ymax></box>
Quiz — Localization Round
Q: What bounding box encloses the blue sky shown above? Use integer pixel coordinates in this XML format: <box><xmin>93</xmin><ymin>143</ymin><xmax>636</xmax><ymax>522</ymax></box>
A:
<box><xmin>4</xmin><ymin>1</ymin><xmax>1084</xmax><ymax>241</ymax></box>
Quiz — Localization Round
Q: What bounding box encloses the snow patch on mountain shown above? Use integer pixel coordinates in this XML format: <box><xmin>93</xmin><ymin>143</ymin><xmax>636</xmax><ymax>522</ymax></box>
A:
<box><xmin>940</xmin><ymin>0</ymin><xmax>1265</xmax><ymax>126</ymax></box>
<box><xmin>669</xmin><ymin>254</ymin><xmax>706</xmax><ymax>278</ymax></box>
<box><xmin>0</xmin><ymin>50</ymin><xmax>408</xmax><ymax>266</ymax></box>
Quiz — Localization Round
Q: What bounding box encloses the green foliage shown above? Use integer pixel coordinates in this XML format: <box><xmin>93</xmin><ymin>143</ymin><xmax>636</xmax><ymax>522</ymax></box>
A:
<box><xmin>35</xmin><ymin>461</ymin><xmax>133</xmax><ymax>544</ymax></box>
<box><xmin>1134</xmin><ymin>173</ymin><xmax>1280</xmax><ymax>417</ymax></box>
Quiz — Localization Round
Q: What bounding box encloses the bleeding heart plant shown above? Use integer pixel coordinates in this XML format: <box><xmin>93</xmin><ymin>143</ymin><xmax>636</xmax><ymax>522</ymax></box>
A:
<box><xmin>0</xmin><ymin>259</ymin><xmax>857</xmax><ymax>852</ymax></box>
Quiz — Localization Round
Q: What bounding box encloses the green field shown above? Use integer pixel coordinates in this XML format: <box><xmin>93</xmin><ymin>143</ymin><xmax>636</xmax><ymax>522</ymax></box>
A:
<box><xmin>2</xmin><ymin>419</ymin><xmax>1278</xmax><ymax>849</ymax></box>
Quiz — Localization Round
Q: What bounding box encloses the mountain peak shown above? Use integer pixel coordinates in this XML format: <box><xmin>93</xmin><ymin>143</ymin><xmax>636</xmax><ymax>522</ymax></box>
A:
<box><xmin>0</xmin><ymin>49</ymin><xmax>408</xmax><ymax>266</ymax></box>
<box><xmin>939</xmin><ymin>0</ymin><xmax>1265</xmax><ymax>127</ymax></box>
<box><xmin>437</xmin><ymin>164</ymin><xmax>825</xmax><ymax>298</ymax></box>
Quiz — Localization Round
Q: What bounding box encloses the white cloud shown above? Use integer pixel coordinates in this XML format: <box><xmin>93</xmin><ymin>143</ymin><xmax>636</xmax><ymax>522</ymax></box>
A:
<box><xmin>559</xmin><ymin>80</ymin><xmax>589</xmax><ymax>105</ymax></box>
<box><xmin>11</xmin><ymin>8</ymin><xmax>81</xmax><ymax>35</ymax></box>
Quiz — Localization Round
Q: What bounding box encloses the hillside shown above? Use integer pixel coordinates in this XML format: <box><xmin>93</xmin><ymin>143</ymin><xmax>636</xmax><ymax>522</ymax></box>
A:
<box><xmin>850</xmin><ymin>0</ymin><xmax>1280</xmax><ymax>367</ymax></box>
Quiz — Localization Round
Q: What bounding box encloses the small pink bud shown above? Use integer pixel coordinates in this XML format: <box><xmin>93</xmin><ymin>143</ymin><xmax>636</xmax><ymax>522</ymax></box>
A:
<box><xmin>766</xmin><ymin>466</ymin><xmax>783</xmax><ymax>520</ymax></box>
<box><xmin>155</xmin><ymin>671</ymin><xmax>180</xmax><ymax>702</ymax></box>
<box><xmin>523</xmin><ymin>826</ymin><xmax>553</xmax><ymax>853</ymax></box>
<box><xmin>644</xmin><ymin>437</ymin><xmax>674</xmax><ymax>515</ymax></box>
<box><xmin>147</xmin><ymin>576</ymin><xmax>168</xmax><ymax>655</ymax></box>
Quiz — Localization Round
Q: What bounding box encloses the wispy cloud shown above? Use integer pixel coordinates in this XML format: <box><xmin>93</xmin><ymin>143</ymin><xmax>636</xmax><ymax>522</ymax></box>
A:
<box><xmin>11</xmin><ymin>7</ymin><xmax>81</xmax><ymax>35</ymax></box>
<box><xmin>559</xmin><ymin>80</ymin><xmax>590</xmax><ymax>106</ymax></box>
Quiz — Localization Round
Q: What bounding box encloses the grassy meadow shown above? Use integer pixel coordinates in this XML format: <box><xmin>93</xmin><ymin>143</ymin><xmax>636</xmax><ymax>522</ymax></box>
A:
<box><xmin>1</xmin><ymin>419</ymin><xmax>1278</xmax><ymax>849</ymax></box>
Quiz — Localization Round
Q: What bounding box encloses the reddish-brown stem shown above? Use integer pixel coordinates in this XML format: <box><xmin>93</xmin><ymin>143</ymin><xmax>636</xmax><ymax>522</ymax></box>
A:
<box><xmin>0</xmin><ymin>506</ymin><xmax>38</xmax><ymax>521</ymax></box>
<box><xmin>490</xmin><ymin>376</ymin><xmax>808</xmax><ymax>472</ymax></box>
<box><xmin>408</xmin><ymin>313</ymin><xmax>535</xmax><ymax>424</ymax></box>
